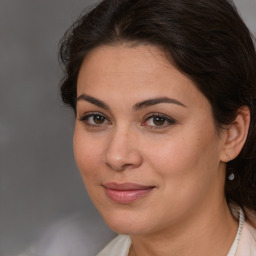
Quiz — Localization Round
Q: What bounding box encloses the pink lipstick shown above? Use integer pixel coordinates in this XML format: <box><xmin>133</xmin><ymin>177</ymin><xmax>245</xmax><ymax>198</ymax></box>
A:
<box><xmin>103</xmin><ymin>182</ymin><xmax>155</xmax><ymax>204</ymax></box>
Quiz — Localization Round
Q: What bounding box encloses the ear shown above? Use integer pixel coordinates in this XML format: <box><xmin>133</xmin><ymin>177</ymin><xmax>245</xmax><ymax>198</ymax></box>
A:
<box><xmin>220</xmin><ymin>106</ymin><xmax>250</xmax><ymax>162</ymax></box>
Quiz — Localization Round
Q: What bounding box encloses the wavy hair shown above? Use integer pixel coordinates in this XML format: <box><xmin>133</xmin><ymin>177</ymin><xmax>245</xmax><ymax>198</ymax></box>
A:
<box><xmin>59</xmin><ymin>0</ymin><xmax>256</xmax><ymax>215</ymax></box>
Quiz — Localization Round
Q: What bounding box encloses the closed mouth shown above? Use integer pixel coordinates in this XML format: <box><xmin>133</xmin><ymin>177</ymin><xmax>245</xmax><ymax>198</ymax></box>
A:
<box><xmin>103</xmin><ymin>182</ymin><xmax>156</xmax><ymax>204</ymax></box>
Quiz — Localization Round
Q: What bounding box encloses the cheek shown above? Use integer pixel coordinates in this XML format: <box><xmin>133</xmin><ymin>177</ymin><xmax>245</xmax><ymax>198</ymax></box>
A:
<box><xmin>146</xmin><ymin>127</ymin><xmax>221</xmax><ymax>195</ymax></box>
<box><xmin>73</xmin><ymin>126</ymin><xmax>103</xmax><ymax>182</ymax></box>
<box><xmin>141</xmin><ymin>133</ymin><xmax>221</xmax><ymax>224</ymax></box>
<box><xmin>160</xmin><ymin>126</ymin><xmax>218</xmax><ymax>170</ymax></box>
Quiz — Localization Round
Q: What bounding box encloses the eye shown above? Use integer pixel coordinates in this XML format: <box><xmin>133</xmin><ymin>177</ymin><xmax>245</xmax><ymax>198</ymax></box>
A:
<box><xmin>142</xmin><ymin>113</ymin><xmax>176</xmax><ymax>128</ymax></box>
<box><xmin>79</xmin><ymin>112</ymin><xmax>110</xmax><ymax>126</ymax></box>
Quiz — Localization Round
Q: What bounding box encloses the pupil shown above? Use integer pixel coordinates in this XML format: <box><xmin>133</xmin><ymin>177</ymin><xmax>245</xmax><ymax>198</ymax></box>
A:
<box><xmin>153</xmin><ymin>117</ymin><xmax>165</xmax><ymax>126</ymax></box>
<box><xmin>94</xmin><ymin>115</ymin><xmax>105</xmax><ymax>124</ymax></box>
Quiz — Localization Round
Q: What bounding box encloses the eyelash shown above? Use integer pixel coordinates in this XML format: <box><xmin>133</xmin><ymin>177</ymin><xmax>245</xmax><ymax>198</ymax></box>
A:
<box><xmin>142</xmin><ymin>113</ymin><xmax>176</xmax><ymax>129</ymax></box>
<box><xmin>78</xmin><ymin>112</ymin><xmax>176</xmax><ymax>129</ymax></box>
<box><xmin>79</xmin><ymin>112</ymin><xmax>111</xmax><ymax>127</ymax></box>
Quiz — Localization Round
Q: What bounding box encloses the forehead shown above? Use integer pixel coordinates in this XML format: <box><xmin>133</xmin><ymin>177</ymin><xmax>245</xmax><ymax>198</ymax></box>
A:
<box><xmin>80</xmin><ymin>44</ymin><xmax>171</xmax><ymax>72</ymax></box>
<box><xmin>77</xmin><ymin>44</ymin><xmax>209</xmax><ymax>111</ymax></box>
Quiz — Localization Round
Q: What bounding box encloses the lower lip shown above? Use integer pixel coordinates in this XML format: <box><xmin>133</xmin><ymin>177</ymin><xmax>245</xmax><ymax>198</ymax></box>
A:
<box><xmin>104</xmin><ymin>187</ymin><xmax>154</xmax><ymax>204</ymax></box>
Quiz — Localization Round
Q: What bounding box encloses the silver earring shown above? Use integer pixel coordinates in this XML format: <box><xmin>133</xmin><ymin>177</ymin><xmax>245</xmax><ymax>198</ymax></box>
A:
<box><xmin>228</xmin><ymin>173</ymin><xmax>235</xmax><ymax>181</ymax></box>
<box><xmin>226</xmin><ymin>168</ymin><xmax>239</xmax><ymax>191</ymax></box>
<box><xmin>227</xmin><ymin>155</ymin><xmax>234</xmax><ymax>180</ymax></box>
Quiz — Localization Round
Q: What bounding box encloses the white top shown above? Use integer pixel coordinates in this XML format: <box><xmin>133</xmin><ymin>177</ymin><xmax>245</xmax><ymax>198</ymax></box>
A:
<box><xmin>97</xmin><ymin>206</ymin><xmax>256</xmax><ymax>256</ymax></box>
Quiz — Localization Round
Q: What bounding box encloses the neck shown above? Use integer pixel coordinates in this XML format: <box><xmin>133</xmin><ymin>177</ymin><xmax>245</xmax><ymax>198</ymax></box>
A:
<box><xmin>129</xmin><ymin>199</ymin><xmax>238</xmax><ymax>256</ymax></box>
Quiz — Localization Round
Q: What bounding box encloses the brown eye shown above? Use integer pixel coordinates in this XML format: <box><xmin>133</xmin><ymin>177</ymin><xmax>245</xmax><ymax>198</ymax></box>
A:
<box><xmin>93</xmin><ymin>115</ymin><xmax>106</xmax><ymax>124</ymax></box>
<box><xmin>79</xmin><ymin>113</ymin><xmax>109</xmax><ymax>126</ymax></box>
<box><xmin>142</xmin><ymin>114</ymin><xmax>176</xmax><ymax>128</ymax></box>
<box><xmin>152</xmin><ymin>116</ymin><xmax>166</xmax><ymax>126</ymax></box>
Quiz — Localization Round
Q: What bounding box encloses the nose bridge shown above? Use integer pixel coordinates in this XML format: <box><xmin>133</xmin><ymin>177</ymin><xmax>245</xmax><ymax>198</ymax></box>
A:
<box><xmin>104</xmin><ymin>124</ymin><xmax>142</xmax><ymax>171</ymax></box>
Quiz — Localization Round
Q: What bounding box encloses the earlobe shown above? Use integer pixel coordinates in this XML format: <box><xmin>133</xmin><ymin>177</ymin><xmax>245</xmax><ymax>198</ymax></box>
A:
<box><xmin>220</xmin><ymin>106</ymin><xmax>250</xmax><ymax>162</ymax></box>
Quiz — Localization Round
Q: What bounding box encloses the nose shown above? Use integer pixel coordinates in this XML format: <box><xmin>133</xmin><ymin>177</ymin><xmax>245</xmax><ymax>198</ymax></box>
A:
<box><xmin>104</xmin><ymin>127</ymin><xmax>143</xmax><ymax>171</ymax></box>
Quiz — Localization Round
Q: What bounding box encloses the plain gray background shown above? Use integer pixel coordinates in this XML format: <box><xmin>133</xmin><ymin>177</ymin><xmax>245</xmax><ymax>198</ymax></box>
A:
<box><xmin>0</xmin><ymin>0</ymin><xmax>255</xmax><ymax>255</ymax></box>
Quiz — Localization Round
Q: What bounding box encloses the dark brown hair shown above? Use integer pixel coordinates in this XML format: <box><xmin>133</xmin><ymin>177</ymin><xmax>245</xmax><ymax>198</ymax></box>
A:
<box><xmin>59</xmin><ymin>0</ymin><xmax>256</xmax><ymax>213</ymax></box>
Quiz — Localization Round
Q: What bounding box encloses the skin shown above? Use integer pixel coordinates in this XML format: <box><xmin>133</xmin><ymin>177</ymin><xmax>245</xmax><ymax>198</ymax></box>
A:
<box><xmin>74</xmin><ymin>44</ymin><xmax>240</xmax><ymax>256</ymax></box>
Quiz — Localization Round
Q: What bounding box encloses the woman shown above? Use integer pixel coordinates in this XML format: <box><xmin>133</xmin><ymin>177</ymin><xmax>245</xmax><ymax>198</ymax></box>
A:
<box><xmin>59</xmin><ymin>0</ymin><xmax>256</xmax><ymax>255</ymax></box>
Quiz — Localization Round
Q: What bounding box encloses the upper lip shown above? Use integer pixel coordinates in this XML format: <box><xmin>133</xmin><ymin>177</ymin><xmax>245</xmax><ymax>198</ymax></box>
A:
<box><xmin>103</xmin><ymin>182</ymin><xmax>156</xmax><ymax>191</ymax></box>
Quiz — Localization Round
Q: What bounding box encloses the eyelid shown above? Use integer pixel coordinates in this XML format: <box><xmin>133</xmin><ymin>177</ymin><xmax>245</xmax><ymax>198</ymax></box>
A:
<box><xmin>142</xmin><ymin>112</ymin><xmax>176</xmax><ymax>128</ymax></box>
<box><xmin>78</xmin><ymin>110</ymin><xmax>104</xmax><ymax>118</ymax></box>
<box><xmin>78</xmin><ymin>111</ymin><xmax>111</xmax><ymax>125</ymax></box>
<box><xmin>143</xmin><ymin>112</ymin><xmax>175</xmax><ymax>121</ymax></box>
<box><xmin>78</xmin><ymin>111</ymin><xmax>175</xmax><ymax>129</ymax></box>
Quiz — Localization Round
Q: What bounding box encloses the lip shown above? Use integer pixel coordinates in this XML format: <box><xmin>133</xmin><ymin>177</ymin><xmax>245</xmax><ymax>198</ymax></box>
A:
<box><xmin>103</xmin><ymin>182</ymin><xmax>156</xmax><ymax>204</ymax></box>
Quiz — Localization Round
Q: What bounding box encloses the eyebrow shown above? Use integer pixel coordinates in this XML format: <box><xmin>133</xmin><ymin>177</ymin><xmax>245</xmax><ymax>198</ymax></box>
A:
<box><xmin>76</xmin><ymin>94</ymin><xmax>110</xmax><ymax>111</ymax></box>
<box><xmin>76</xmin><ymin>94</ymin><xmax>186</xmax><ymax>111</ymax></box>
<box><xmin>133</xmin><ymin>97</ymin><xmax>187</xmax><ymax>111</ymax></box>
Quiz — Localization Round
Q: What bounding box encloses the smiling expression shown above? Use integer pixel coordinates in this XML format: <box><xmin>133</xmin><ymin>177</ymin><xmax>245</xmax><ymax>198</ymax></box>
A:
<box><xmin>73</xmin><ymin>44</ymin><xmax>227</xmax><ymax>235</ymax></box>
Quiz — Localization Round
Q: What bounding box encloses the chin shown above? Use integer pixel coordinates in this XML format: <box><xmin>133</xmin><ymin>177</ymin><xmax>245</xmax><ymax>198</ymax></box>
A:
<box><xmin>105</xmin><ymin>219</ymin><xmax>148</xmax><ymax>235</ymax></box>
<box><xmin>99</xmin><ymin>207</ymin><xmax>155</xmax><ymax>235</ymax></box>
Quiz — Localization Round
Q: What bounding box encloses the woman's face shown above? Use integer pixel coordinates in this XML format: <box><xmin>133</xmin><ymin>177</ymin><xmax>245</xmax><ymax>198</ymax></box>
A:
<box><xmin>74</xmin><ymin>45</ymin><xmax>227</xmax><ymax>235</ymax></box>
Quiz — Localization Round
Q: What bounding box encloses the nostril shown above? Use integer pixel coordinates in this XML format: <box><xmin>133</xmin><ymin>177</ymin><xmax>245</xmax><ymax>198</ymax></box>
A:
<box><xmin>104</xmin><ymin>151</ymin><xmax>143</xmax><ymax>171</ymax></box>
<box><xmin>104</xmin><ymin>131</ymin><xmax>143</xmax><ymax>171</ymax></box>
<box><xmin>105</xmin><ymin>161</ymin><xmax>130</xmax><ymax>171</ymax></box>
